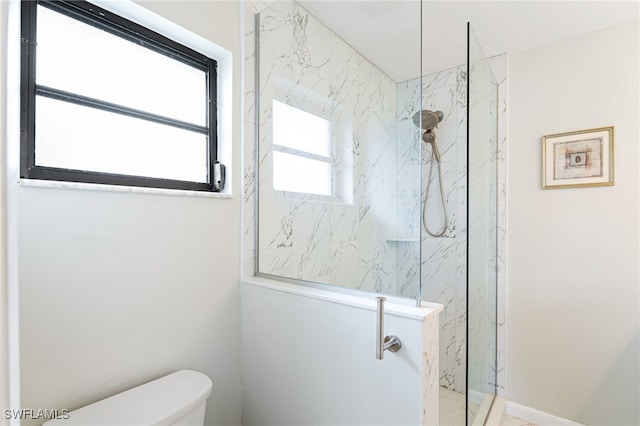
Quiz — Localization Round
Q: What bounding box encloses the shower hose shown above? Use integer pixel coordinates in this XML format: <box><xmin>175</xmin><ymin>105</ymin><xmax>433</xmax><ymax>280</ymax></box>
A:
<box><xmin>423</xmin><ymin>142</ymin><xmax>449</xmax><ymax>238</ymax></box>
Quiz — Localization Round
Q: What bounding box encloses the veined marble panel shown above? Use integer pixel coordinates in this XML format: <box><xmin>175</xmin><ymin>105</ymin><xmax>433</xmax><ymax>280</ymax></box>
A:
<box><xmin>398</xmin><ymin>65</ymin><xmax>469</xmax><ymax>393</ymax></box>
<box><xmin>422</xmin><ymin>314</ymin><xmax>440</xmax><ymax>425</ymax></box>
<box><xmin>252</xmin><ymin>0</ymin><xmax>424</xmax><ymax>297</ymax></box>
<box><xmin>397</xmin><ymin>58</ymin><xmax>506</xmax><ymax>397</ymax></box>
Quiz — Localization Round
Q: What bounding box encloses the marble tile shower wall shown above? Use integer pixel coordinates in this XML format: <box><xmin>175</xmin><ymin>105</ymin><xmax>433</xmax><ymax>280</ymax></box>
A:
<box><xmin>397</xmin><ymin>66</ymin><xmax>469</xmax><ymax>393</ymax></box>
<box><xmin>247</xmin><ymin>0</ymin><xmax>421</xmax><ymax>298</ymax></box>
<box><xmin>396</xmin><ymin>57</ymin><xmax>506</xmax><ymax>396</ymax></box>
<box><xmin>491</xmin><ymin>54</ymin><xmax>507</xmax><ymax>398</ymax></box>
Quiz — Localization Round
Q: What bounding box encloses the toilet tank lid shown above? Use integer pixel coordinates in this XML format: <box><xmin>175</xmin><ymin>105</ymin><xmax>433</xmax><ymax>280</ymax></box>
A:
<box><xmin>43</xmin><ymin>370</ymin><xmax>213</xmax><ymax>426</ymax></box>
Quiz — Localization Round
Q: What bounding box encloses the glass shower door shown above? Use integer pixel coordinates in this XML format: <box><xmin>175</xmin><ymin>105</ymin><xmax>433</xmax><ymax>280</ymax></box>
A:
<box><xmin>466</xmin><ymin>23</ymin><xmax>499</xmax><ymax>425</ymax></box>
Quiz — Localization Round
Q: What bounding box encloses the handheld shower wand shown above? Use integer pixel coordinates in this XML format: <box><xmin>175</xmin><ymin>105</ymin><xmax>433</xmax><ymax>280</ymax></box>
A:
<box><xmin>412</xmin><ymin>110</ymin><xmax>448</xmax><ymax>238</ymax></box>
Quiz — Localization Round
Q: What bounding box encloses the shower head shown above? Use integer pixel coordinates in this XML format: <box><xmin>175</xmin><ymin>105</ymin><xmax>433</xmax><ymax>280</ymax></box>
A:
<box><xmin>412</xmin><ymin>110</ymin><xmax>444</xmax><ymax>131</ymax></box>
<box><xmin>422</xmin><ymin>132</ymin><xmax>436</xmax><ymax>145</ymax></box>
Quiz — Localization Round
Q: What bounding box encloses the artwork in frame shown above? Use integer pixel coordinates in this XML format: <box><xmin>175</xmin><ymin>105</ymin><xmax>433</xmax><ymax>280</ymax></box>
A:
<box><xmin>542</xmin><ymin>126</ymin><xmax>614</xmax><ymax>189</ymax></box>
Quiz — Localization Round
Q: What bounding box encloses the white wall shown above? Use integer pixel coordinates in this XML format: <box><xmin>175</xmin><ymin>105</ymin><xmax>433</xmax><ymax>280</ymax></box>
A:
<box><xmin>241</xmin><ymin>279</ymin><xmax>440</xmax><ymax>426</ymax></box>
<box><xmin>0</xmin><ymin>0</ymin><xmax>14</xmax><ymax>419</ymax></box>
<box><xmin>14</xmin><ymin>2</ymin><xmax>243</xmax><ymax>425</ymax></box>
<box><xmin>507</xmin><ymin>21</ymin><xmax>639</xmax><ymax>425</ymax></box>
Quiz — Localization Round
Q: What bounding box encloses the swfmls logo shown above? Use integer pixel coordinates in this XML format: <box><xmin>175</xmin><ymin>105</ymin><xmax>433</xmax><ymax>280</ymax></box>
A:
<box><xmin>3</xmin><ymin>408</ymin><xmax>70</xmax><ymax>420</ymax></box>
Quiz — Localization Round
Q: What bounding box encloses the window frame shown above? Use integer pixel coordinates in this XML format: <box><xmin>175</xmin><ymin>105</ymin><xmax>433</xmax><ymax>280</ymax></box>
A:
<box><xmin>271</xmin><ymin>99</ymin><xmax>335</xmax><ymax>197</ymax></box>
<box><xmin>20</xmin><ymin>0</ymin><xmax>220</xmax><ymax>192</ymax></box>
<box><xmin>272</xmin><ymin>148</ymin><xmax>334</xmax><ymax>197</ymax></box>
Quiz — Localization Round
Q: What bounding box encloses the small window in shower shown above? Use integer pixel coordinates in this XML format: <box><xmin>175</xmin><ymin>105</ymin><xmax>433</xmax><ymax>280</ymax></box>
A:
<box><xmin>272</xmin><ymin>100</ymin><xmax>333</xmax><ymax>196</ymax></box>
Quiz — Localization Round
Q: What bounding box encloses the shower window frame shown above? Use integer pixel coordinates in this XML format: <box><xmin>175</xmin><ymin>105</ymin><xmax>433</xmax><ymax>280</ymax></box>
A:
<box><xmin>20</xmin><ymin>0</ymin><xmax>220</xmax><ymax>192</ymax></box>
<box><xmin>269</xmin><ymin>88</ymin><xmax>352</xmax><ymax>203</ymax></box>
<box><xmin>271</xmin><ymin>99</ymin><xmax>335</xmax><ymax>198</ymax></box>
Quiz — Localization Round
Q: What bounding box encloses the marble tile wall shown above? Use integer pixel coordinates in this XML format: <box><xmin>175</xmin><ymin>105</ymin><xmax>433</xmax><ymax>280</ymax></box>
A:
<box><xmin>397</xmin><ymin>65</ymin><xmax>469</xmax><ymax>393</ymax></box>
<box><xmin>422</xmin><ymin>313</ymin><xmax>441</xmax><ymax>425</ymax></box>
<box><xmin>396</xmin><ymin>56</ymin><xmax>506</xmax><ymax>396</ymax></box>
<box><xmin>490</xmin><ymin>54</ymin><xmax>508</xmax><ymax>399</ymax></box>
<box><xmin>247</xmin><ymin>0</ymin><xmax>422</xmax><ymax>299</ymax></box>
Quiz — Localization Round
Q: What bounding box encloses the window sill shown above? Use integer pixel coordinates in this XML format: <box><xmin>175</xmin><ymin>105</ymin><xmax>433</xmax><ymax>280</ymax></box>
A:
<box><xmin>273</xmin><ymin>189</ymin><xmax>349</xmax><ymax>205</ymax></box>
<box><xmin>19</xmin><ymin>178</ymin><xmax>234</xmax><ymax>199</ymax></box>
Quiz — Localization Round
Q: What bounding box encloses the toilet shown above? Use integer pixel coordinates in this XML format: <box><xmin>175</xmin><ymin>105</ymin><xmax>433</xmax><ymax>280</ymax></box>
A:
<box><xmin>43</xmin><ymin>370</ymin><xmax>213</xmax><ymax>426</ymax></box>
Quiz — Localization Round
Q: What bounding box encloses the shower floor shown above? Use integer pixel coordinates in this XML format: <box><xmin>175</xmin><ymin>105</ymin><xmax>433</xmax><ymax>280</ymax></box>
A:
<box><xmin>439</xmin><ymin>387</ymin><xmax>480</xmax><ymax>425</ymax></box>
<box><xmin>439</xmin><ymin>387</ymin><xmax>538</xmax><ymax>426</ymax></box>
<box><xmin>439</xmin><ymin>387</ymin><xmax>467</xmax><ymax>425</ymax></box>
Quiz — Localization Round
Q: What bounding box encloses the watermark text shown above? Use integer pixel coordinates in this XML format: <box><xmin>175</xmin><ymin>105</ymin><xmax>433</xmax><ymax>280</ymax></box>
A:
<box><xmin>3</xmin><ymin>408</ymin><xmax>70</xmax><ymax>420</ymax></box>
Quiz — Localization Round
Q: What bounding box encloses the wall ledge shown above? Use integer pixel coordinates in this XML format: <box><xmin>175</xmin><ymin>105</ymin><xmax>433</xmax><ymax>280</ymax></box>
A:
<box><xmin>242</xmin><ymin>277</ymin><xmax>443</xmax><ymax>321</ymax></box>
<box><xmin>19</xmin><ymin>179</ymin><xmax>235</xmax><ymax>199</ymax></box>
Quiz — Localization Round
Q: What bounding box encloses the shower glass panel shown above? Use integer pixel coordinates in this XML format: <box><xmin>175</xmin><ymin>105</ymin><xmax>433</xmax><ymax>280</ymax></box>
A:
<box><xmin>255</xmin><ymin>0</ymin><xmax>423</xmax><ymax>302</ymax></box>
<box><xmin>466</xmin><ymin>23</ymin><xmax>499</xmax><ymax>424</ymax></box>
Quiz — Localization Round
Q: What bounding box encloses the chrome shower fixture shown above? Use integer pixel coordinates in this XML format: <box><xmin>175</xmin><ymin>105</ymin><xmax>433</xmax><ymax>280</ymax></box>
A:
<box><xmin>413</xmin><ymin>110</ymin><xmax>444</xmax><ymax>146</ymax></box>
<box><xmin>413</xmin><ymin>108</ymin><xmax>448</xmax><ymax>238</ymax></box>
<box><xmin>412</xmin><ymin>109</ymin><xmax>444</xmax><ymax>131</ymax></box>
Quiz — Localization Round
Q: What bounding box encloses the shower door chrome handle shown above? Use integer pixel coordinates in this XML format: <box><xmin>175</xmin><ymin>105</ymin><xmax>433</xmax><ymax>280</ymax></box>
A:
<box><xmin>376</xmin><ymin>297</ymin><xmax>402</xmax><ymax>360</ymax></box>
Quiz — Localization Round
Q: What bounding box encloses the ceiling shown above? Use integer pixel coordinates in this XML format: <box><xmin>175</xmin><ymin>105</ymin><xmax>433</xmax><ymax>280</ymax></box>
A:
<box><xmin>299</xmin><ymin>1</ymin><xmax>640</xmax><ymax>82</ymax></box>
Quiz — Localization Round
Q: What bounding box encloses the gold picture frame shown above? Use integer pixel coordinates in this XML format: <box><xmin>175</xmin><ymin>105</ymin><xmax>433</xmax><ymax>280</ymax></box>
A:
<box><xmin>542</xmin><ymin>126</ymin><xmax>614</xmax><ymax>189</ymax></box>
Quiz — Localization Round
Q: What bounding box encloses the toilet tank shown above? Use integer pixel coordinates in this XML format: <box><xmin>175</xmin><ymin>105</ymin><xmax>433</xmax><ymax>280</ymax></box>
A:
<box><xmin>43</xmin><ymin>370</ymin><xmax>213</xmax><ymax>426</ymax></box>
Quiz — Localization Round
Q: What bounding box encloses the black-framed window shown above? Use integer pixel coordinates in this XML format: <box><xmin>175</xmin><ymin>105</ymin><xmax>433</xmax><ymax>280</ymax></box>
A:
<box><xmin>20</xmin><ymin>0</ymin><xmax>220</xmax><ymax>192</ymax></box>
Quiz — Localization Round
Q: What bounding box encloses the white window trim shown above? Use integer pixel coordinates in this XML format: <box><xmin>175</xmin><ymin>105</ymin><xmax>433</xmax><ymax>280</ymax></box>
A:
<box><xmin>269</xmin><ymin>79</ymin><xmax>353</xmax><ymax>204</ymax></box>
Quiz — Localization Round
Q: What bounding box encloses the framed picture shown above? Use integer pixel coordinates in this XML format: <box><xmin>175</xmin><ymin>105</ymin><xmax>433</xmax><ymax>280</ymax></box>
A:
<box><xmin>542</xmin><ymin>126</ymin><xmax>614</xmax><ymax>189</ymax></box>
